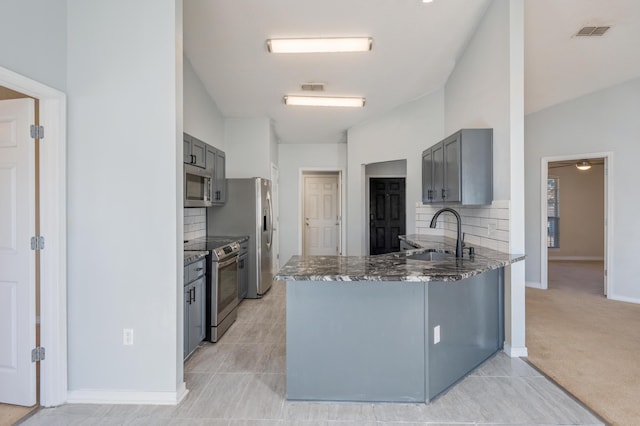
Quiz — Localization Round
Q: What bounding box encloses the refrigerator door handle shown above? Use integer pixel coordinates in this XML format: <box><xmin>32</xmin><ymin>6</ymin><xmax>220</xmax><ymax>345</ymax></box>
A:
<box><xmin>265</xmin><ymin>191</ymin><xmax>273</xmax><ymax>249</ymax></box>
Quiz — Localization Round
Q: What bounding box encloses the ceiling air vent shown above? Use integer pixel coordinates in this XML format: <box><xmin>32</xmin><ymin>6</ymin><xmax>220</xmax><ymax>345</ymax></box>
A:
<box><xmin>301</xmin><ymin>83</ymin><xmax>325</xmax><ymax>92</ymax></box>
<box><xmin>576</xmin><ymin>26</ymin><xmax>610</xmax><ymax>37</ymax></box>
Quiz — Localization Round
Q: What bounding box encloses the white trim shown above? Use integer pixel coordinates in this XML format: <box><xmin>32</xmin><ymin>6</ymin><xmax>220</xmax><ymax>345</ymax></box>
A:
<box><xmin>540</xmin><ymin>152</ymin><xmax>613</xmax><ymax>297</ymax></box>
<box><xmin>298</xmin><ymin>168</ymin><xmax>346</xmax><ymax>256</ymax></box>
<box><xmin>549</xmin><ymin>256</ymin><xmax>604</xmax><ymax>261</ymax></box>
<box><xmin>608</xmin><ymin>294</ymin><xmax>640</xmax><ymax>305</ymax></box>
<box><xmin>0</xmin><ymin>66</ymin><xmax>67</xmax><ymax>407</ymax></box>
<box><xmin>525</xmin><ymin>281</ymin><xmax>543</xmax><ymax>289</ymax></box>
<box><xmin>66</xmin><ymin>386</ymin><xmax>189</xmax><ymax>405</ymax></box>
<box><xmin>503</xmin><ymin>343</ymin><xmax>528</xmax><ymax>358</ymax></box>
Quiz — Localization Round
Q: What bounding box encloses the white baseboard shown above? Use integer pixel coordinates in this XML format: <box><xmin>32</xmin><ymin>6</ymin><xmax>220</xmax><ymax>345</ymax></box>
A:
<box><xmin>503</xmin><ymin>343</ymin><xmax>528</xmax><ymax>358</ymax></box>
<box><xmin>67</xmin><ymin>385</ymin><xmax>189</xmax><ymax>405</ymax></box>
<box><xmin>608</xmin><ymin>293</ymin><xmax>640</xmax><ymax>305</ymax></box>
<box><xmin>548</xmin><ymin>256</ymin><xmax>604</xmax><ymax>261</ymax></box>
<box><xmin>525</xmin><ymin>281</ymin><xmax>543</xmax><ymax>289</ymax></box>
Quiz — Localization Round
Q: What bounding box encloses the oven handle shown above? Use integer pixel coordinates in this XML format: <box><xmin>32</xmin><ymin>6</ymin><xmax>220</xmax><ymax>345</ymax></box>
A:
<box><xmin>217</xmin><ymin>255</ymin><xmax>238</xmax><ymax>269</ymax></box>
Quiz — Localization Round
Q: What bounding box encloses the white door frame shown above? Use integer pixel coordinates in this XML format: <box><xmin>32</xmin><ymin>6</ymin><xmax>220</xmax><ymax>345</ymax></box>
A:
<box><xmin>0</xmin><ymin>66</ymin><xmax>67</xmax><ymax>406</ymax></box>
<box><xmin>540</xmin><ymin>152</ymin><xmax>613</xmax><ymax>296</ymax></box>
<box><xmin>270</xmin><ymin>162</ymin><xmax>279</xmax><ymax>270</ymax></box>
<box><xmin>298</xmin><ymin>168</ymin><xmax>346</xmax><ymax>256</ymax></box>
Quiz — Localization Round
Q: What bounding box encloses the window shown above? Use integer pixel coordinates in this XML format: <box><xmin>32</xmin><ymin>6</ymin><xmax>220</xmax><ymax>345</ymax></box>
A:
<box><xmin>547</xmin><ymin>177</ymin><xmax>560</xmax><ymax>248</ymax></box>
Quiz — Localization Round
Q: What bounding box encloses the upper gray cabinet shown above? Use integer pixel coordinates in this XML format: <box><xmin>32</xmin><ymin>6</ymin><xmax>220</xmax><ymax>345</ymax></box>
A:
<box><xmin>184</xmin><ymin>133</ymin><xmax>206</xmax><ymax>168</ymax></box>
<box><xmin>206</xmin><ymin>146</ymin><xmax>226</xmax><ymax>205</ymax></box>
<box><xmin>422</xmin><ymin>129</ymin><xmax>493</xmax><ymax>205</ymax></box>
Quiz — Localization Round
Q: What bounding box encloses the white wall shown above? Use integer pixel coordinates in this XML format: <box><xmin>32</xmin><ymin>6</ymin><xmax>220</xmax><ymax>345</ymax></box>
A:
<box><xmin>443</xmin><ymin>0</ymin><xmax>526</xmax><ymax>356</ymax></box>
<box><xmin>225</xmin><ymin>117</ymin><xmax>272</xmax><ymax>179</ymax></box>
<box><xmin>0</xmin><ymin>0</ymin><xmax>67</xmax><ymax>91</ymax></box>
<box><xmin>278</xmin><ymin>143</ymin><xmax>347</xmax><ymax>266</ymax></box>
<box><xmin>346</xmin><ymin>90</ymin><xmax>445</xmax><ymax>255</ymax></box>
<box><xmin>183</xmin><ymin>57</ymin><xmax>224</xmax><ymax>150</ymax></box>
<box><xmin>444</xmin><ymin>1</ymin><xmax>512</xmax><ymax>202</ymax></box>
<box><xmin>525</xmin><ymin>77</ymin><xmax>640</xmax><ymax>303</ymax></box>
<box><xmin>548</xmin><ymin>164</ymin><xmax>604</xmax><ymax>260</ymax></box>
<box><xmin>66</xmin><ymin>0</ymin><xmax>183</xmax><ymax>398</ymax></box>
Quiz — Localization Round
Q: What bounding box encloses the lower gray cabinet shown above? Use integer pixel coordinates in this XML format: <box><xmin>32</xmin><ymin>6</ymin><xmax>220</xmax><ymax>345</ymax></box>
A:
<box><xmin>184</xmin><ymin>259</ymin><xmax>206</xmax><ymax>360</ymax></box>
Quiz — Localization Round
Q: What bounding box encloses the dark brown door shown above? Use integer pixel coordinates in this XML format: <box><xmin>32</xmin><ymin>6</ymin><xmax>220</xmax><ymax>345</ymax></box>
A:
<box><xmin>369</xmin><ymin>178</ymin><xmax>406</xmax><ymax>255</ymax></box>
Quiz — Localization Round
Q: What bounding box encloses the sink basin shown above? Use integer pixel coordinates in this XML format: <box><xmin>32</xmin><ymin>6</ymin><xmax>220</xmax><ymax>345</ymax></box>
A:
<box><xmin>405</xmin><ymin>250</ymin><xmax>454</xmax><ymax>261</ymax></box>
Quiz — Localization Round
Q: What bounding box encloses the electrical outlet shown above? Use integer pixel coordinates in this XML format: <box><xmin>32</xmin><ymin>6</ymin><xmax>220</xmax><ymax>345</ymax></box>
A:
<box><xmin>434</xmin><ymin>325</ymin><xmax>440</xmax><ymax>344</ymax></box>
<box><xmin>123</xmin><ymin>328</ymin><xmax>134</xmax><ymax>345</ymax></box>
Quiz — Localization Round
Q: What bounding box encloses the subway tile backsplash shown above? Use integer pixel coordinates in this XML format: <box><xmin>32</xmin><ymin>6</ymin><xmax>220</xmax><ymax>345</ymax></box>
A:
<box><xmin>184</xmin><ymin>208</ymin><xmax>206</xmax><ymax>241</ymax></box>
<box><xmin>415</xmin><ymin>200</ymin><xmax>510</xmax><ymax>253</ymax></box>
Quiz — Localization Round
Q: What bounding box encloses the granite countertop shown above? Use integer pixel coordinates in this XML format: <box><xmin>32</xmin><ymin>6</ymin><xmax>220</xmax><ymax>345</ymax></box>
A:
<box><xmin>274</xmin><ymin>234</ymin><xmax>525</xmax><ymax>282</ymax></box>
<box><xmin>184</xmin><ymin>250</ymin><xmax>208</xmax><ymax>265</ymax></box>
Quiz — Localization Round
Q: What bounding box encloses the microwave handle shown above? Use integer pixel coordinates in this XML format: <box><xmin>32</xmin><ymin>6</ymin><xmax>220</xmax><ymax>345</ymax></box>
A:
<box><xmin>206</xmin><ymin>178</ymin><xmax>212</xmax><ymax>201</ymax></box>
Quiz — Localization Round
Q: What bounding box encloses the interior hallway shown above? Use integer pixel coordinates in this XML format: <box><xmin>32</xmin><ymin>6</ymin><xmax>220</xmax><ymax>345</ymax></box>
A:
<box><xmin>526</xmin><ymin>261</ymin><xmax>640</xmax><ymax>425</ymax></box>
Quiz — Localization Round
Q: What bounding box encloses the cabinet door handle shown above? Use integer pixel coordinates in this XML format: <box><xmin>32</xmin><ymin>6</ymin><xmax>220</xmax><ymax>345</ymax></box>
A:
<box><xmin>427</xmin><ymin>189</ymin><xmax>433</xmax><ymax>200</ymax></box>
<box><xmin>190</xmin><ymin>287</ymin><xmax>195</xmax><ymax>303</ymax></box>
<box><xmin>441</xmin><ymin>188</ymin><xmax>446</xmax><ymax>199</ymax></box>
<box><xmin>191</xmin><ymin>154</ymin><xmax>195</xmax><ymax>164</ymax></box>
<box><xmin>194</xmin><ymin>267</ymin><xmax>203</xmax><ymax>272</ymax></box>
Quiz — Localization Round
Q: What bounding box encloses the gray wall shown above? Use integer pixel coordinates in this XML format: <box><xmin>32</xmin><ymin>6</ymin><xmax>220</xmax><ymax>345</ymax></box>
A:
<box><xmin>525</xmin><ymin>77</ymin><xmax>640</xmax><ymax>303</ymax></box>
<box><xmin>184</xmin><ymin>57</ymin><xmax>224</xmax><ymax>150</ymax></box>
<box><xmin>0</xmin><ymin>0</ymin><xmax>67</xmax><ymax>91</ymax></box>
<box><xmin>66</xmin><ymin>0</ymin><xmax>183</xmax><ymax>394</ymax></box>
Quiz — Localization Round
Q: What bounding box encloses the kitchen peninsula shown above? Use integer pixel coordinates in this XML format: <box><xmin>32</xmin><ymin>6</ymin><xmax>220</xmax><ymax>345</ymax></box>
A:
<box><xmin>275</xmin><ymin>235</ymin><xmax>525</xmax><ymax>403</ymax></box>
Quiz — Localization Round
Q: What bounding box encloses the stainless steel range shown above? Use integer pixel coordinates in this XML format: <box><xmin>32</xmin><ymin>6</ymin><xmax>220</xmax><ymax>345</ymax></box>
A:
<box><xmin>185</xmin><ymin>237</ymin><xmax>241</xmax><ymax>342</ymax></box>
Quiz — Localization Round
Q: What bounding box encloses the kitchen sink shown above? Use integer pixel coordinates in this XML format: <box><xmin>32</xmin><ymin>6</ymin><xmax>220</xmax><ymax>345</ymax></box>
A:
<box><xmin>404</xmin><ymin>249</ymin><xmax>454</xmax><ymax>261</ymax></box>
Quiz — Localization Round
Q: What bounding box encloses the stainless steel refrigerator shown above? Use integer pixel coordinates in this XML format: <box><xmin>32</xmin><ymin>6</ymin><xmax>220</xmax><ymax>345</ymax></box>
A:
<box><xmin>207</xmin><ymin>178</ymin><xmax>273</xmax><ymax>298</ymax></box>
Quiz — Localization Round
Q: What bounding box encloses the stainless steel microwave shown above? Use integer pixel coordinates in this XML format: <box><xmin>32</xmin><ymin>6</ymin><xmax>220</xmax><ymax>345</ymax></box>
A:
<box><xmin>184</xmin><ymin>164</ymin><xmax>212</xmax><ymax>207</ymax></box>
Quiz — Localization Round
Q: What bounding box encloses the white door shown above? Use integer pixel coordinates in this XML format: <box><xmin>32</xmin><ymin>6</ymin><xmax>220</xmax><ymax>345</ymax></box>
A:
<box><xmin>303</xmin><ymin>175</ymin><xmax>340</xmax><ymax>256</ymax></box>
<box><xmin>0</xmin><ymin>98</ymin><xmax>36</xmax><ymax>406</ymax></box>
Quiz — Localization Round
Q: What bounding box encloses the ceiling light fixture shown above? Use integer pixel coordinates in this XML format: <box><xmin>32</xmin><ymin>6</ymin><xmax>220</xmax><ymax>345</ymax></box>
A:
<box><xmin>267</xmin><ymin>37</ymin><xmax>372</xmax><ymax>53</ymax></box>
<box><xmin>576</xmin><ymin>160</ymin><xmax>592</xmax><ymax>171</ymax></box>
<box><xmin>283</xmin><ymin>95</ymin><xmax>365</xmax><ymax>108</ymax></box>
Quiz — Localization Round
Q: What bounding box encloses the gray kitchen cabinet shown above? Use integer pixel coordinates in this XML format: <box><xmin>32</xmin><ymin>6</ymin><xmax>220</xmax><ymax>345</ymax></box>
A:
<box><xmin>183</xmin><ymin>133</ymin><xmax>207</xmax><ymax>168</ymax></box>
<box><xmin>184</xmin><ymin>258</ymin><xmax>206</xmax><ymax>360</ymax></box>
<box><xmin>206</xmin><ymin>146</ymin><xmax>226</xmax><ymax>205</ymax></box>
<box><xmin>422</xmin><ymin>129</ymin><xmax>492</xmax><ymax>205</ymax></box>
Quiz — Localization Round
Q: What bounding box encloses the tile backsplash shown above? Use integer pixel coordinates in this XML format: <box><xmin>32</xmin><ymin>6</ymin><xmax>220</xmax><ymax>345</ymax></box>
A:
<box><xmin>184</xmin><ymin>208</ymin><xmax>206</xmax><ymax>241</ymax></box>
<box><xmin>415</xmin><ymin>200</ymin><xmax>510</xmax><ymax>253</ymax></box>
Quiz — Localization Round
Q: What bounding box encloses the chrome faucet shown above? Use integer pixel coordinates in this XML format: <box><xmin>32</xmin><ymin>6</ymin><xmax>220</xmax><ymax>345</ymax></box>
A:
<box><xmin>429</xmin><ymin>207</ymin><xmax>464</xmax><ymax>258</ymax></box>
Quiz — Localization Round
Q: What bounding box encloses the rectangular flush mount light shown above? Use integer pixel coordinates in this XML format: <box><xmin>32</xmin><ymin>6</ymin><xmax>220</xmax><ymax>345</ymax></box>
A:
<box><xmin>283</xmin><ymin>95</ymin><xmax>365</xmax><ymax>108</ymax></box>
<box><xmin>267</xmin><ymin>37</ymin><xmax>372</xmax><ymax>53</ymax></box>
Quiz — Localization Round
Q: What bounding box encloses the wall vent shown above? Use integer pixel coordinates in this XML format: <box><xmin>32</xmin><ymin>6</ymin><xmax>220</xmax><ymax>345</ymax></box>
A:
<box><xmin>576</xmin><ymin>26</ymin><xmax>610</xmax><ymax>37</ymax></box>
<box><xmin>301</xmin><ymin>83</ymin><xmax>325</xmax><ymax>91</ymax></box>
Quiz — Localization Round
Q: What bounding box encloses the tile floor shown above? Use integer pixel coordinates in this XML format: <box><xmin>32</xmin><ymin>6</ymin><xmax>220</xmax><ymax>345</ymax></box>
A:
<box><xmin>22</xmin><ymin>281</ymin><xmax>603</xmax><ymax>426</ymax></box>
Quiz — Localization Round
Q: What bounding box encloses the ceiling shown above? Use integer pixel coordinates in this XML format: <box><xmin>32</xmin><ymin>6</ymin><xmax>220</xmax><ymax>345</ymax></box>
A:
<box><xmin>184</xmin><ymin>0</ymin><xmax>640</xmax><ymax>145</ymax></box>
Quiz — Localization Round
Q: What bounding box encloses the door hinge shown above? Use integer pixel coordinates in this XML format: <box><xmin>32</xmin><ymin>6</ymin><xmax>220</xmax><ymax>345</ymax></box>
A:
<box><xmin>30</xmin><ymin>236</ymin><xmax>45</xmax><ymax>250</ymax></box>
<box><xmin>30</xmin><ymin>125</ymin><xmax>44</xmax><ymax>140</ymax></box>
<box><xmin>31</xmin><ymin>346</ymin><xmax>45</xmax><ymax>362</ymax></box>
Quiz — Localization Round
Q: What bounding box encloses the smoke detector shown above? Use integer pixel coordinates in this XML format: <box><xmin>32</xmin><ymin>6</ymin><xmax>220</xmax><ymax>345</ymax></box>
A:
<box><xmin>301</xmin><ymin>83</ymin><xmax>325</xmax><ymax>92</ymax></box>
<box><xmin>575</xmin><ymin>26</ymin><xmax>610</xmax><ymax>37</ymax></box>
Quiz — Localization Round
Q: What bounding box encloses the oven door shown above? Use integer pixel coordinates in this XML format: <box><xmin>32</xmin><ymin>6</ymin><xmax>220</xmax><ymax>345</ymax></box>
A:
<box><xmin>214</xmin><ymin>254</ymin><xmax>238</xmax><ymax>325</ymax></box>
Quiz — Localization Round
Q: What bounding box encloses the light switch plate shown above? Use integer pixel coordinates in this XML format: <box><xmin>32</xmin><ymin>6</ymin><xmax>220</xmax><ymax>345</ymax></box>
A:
<box><xmin>434</xmin><ymin>325</ymin><xmax>440</xmax><ymax>344</ymax></box>
<box><xmin>123</xmin><ymin>328</ymin><xmax>134</xmax><ymax>345</ymax></box>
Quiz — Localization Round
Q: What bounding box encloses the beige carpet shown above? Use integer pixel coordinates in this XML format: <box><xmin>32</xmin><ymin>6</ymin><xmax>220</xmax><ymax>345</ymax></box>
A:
<box><xmin>0</xmin><ymin>403</ymin><xmax>37</xmax><ymax>426</ymax></box>
<box><xmin>526</xmin><ymin>261</ymin><xmax>640</xmax><ymax>426</ymax></box>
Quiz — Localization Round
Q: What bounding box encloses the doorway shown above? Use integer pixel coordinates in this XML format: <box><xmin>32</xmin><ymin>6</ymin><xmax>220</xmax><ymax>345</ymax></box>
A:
<box><xmin>301</xmin><ymin>172</ymin><xmax>341</xmax><ymax>256</ymax></box>
<box><xmin>369</xmin><ymin>178</ymin><xmax>406</xmax><ymax>255</ymax></box>
<box><xmin>540</xmin><ymin>153</ymin><xmax>612</xmax><ymax>297</ymax></box>
<box><xmin>0</xmin><ymin>67</ymin><xmax>67</xmax><ymax>409</ymax></box>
